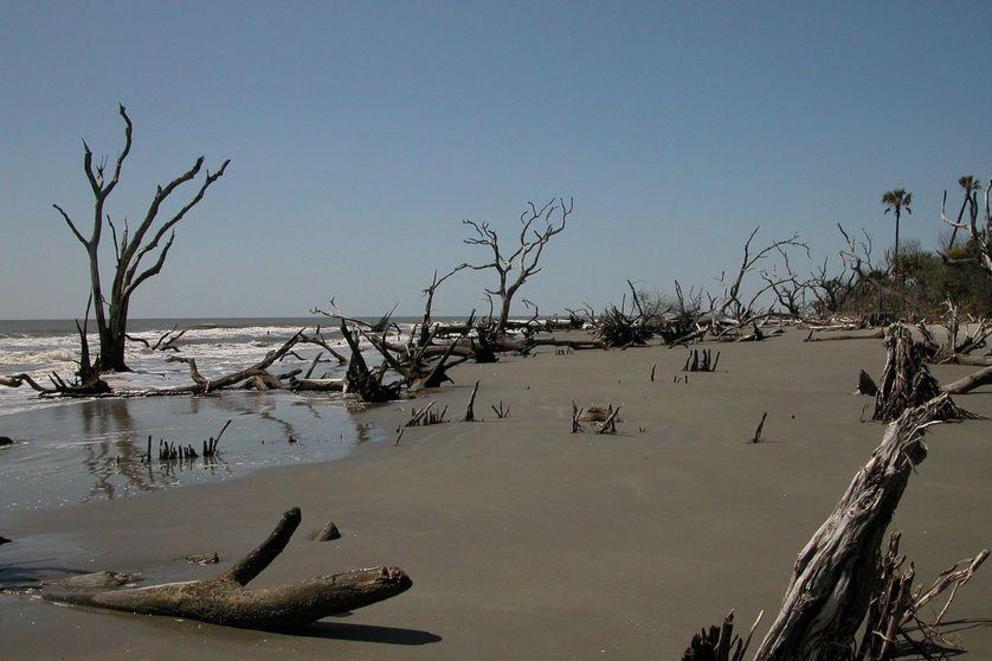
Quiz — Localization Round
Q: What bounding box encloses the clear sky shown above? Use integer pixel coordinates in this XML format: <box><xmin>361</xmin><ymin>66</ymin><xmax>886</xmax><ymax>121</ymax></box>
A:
<box><xmin>2</xmin><ymin>1</ymin><xmax>990</xmax><ymax>319</ymax></box>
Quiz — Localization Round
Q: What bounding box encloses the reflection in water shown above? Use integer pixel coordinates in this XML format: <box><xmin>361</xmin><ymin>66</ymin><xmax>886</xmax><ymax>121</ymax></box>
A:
<box><xmin>0</xmin><ymin>390</ymin><xmax>383</xmax><ymax>511</ymax></box>
<box><xmin>79</xmin><ymin>399</ymin><xmax>153</xmax><ymax>501</ymax></box>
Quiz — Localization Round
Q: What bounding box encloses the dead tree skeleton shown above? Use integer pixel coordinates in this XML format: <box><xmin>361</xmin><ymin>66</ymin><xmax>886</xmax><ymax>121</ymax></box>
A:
<box><xmin>54</xmin><ymin>105</ymin><xmax>229</xmax><ymax>371</ymax></box>
<box><xmin>713</xmin><ymin>226</ymin><xmax>809</xmax><ymax>329</ymax></box>
<box><xmin>453</xmin><ymin>197</ymin><xmax>573</xmax><ymax>334</ymax></box>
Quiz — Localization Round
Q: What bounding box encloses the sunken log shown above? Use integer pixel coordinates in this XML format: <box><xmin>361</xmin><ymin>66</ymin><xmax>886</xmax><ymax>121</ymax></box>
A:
<box><xmin>753</xmin><ymin>394</ymin><xmax>970</xmax><ymax>660</ymax></box>
<box><xmin>44</xmin><ymin>507</ymin><xmax>411</xmax><ymax>630</ymax></box>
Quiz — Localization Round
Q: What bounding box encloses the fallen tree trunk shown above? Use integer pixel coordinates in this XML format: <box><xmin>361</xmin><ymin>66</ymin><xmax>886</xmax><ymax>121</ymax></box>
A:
<box><xmin>804</xmin><ymin>328</ymin><xmax>885</xmax><ymax>342</ymax></box>
<box><xmin>942</xmin><ymin>364</ymin><xmax>992</xmax><ymax>395</ymax></box>
<box><xmin>44</xmin><ymin>507</ymin><xmax>411</xmax><ymax>630</ymax></box>
<box><xmin>753</xmin><ymin>394</ymin><xmax>971</xmax><ymax>660</ymax></box>
<box><xmin>118</xmin><ymin>331</ymin><xmax>304</xmax><ymax>396</ymax></box>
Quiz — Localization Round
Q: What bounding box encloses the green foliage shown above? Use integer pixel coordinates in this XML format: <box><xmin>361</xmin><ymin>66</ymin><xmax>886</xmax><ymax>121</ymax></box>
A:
<box><xmin>839</xmin><ymin>238</ymin><xmax>992</xmax><ymax>317</ymax></box>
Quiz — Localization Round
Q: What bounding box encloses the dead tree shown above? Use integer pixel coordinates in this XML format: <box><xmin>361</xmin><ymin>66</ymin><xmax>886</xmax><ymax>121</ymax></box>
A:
<box><xmin>453</xmin><ymin>197</ymin><xmax>573</xmax><ymax>334</ymax></box>
<box><xmin>753</xmin><ymin>393</ymin><xmax>975</xmax><ymax>659</ymax></box>
<box><xmin>760</xmin><ymin>245</ymin><xmax>814</xmax><ymax>319</ymax></box>
<box><xmin>807</xmin><ymin>256</ymin><xmax>858</xmax><ymax>318</ymax></box>
<box><xmin>53</xmin><ymin>105</ymin><xmax>229</xmax><ymax>371</ymax></box>
<box><xmin>838</xmin><ymin>224</ymin><xmax>915</xmax><ymax>321</ymax></box>
<box><xmin>940</xmin><ymin>176</ymin><xmax>992</xmax><ymax>279</ymax></box>
<box><xmin>44</xmin><ymin>507</ymin><xmax>411</xmax><ymax>630</ymax></box>
<box><xmin>712</xmin><ymin>227</ymin><xmax>809</xmax><ymax>329</ymax></box>
<box><xmin>916</xmin><ymin>300</ymin><xmax>991</xmax><ymax>364</ymax></box>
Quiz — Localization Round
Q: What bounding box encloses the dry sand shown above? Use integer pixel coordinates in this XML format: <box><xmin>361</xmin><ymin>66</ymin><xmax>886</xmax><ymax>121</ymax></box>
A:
<box><xmin>1</xmin><ymin>329</ymin><xmax>990</xmax><ymax>659</ymax></box>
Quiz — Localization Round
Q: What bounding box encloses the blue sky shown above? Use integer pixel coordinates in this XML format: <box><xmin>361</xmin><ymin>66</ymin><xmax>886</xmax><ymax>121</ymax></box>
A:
<box><xmin>2</xmin><ymin>1</ymin><xmax>990</xmax><ymax>319</ymax></box>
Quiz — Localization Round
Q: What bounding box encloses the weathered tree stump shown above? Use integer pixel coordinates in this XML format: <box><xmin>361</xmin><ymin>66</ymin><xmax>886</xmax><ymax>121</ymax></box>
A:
<box><xmin>872</xmin><ymin>324</ymin><xmax>943</xmax><ymax>422</ymax></box>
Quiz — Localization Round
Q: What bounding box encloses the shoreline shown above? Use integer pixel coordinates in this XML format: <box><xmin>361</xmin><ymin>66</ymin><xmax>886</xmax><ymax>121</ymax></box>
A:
<box><xmin>2</xmin><ymin>329</ymin><xmax>991</xmax><ymax>658</ymax></box>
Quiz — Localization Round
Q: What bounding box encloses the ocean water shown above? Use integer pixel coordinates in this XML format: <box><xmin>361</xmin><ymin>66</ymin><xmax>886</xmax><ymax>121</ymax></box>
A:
<box><xmin>0</xmin><ymin>317</ymin><xmax>427</xmax><ymax>510</ymax></box>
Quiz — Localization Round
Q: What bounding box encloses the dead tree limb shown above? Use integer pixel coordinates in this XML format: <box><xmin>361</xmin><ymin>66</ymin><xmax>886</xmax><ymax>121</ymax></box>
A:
<box><xmin>942</xmin><ymin>364</ymin><xmax>992</xmax><ymax>395</ymax></box>
<box><xmin>44</xmin><ymin>507</ymin><xmax>412</xmax><ymax>630</ymax></box>
<box><xmin>122</xmin><ymin>331</ymin><xmax>303</xmax><ymax>396</ymax></box>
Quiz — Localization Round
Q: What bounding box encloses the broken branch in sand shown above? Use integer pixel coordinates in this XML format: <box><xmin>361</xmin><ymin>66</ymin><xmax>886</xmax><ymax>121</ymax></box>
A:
<box><xmin>463</xmin><ymin>380</ymin><xmax>481</xmax><ymax>422</ymax></box>
<box><xmin>44</xmin><ymin>507</ymin><xmax>412</xmax><ymax>630</ymax></box>
<box><xmin>490</xmin><ymin>400</ymin><xmax>510</xmax><ymax>419</ymax></box>
<box><xmin>749</xmin><ymin>412</ymin><xmax>767</xmax><ymax>444</ymax></box>
<box><xmin>683</xmin><ymin>349</ymin><xmax>720</xmax><ymax>373</ymax></box>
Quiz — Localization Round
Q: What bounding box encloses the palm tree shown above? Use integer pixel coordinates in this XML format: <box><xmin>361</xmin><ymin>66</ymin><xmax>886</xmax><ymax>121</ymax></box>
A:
<box><xmin>881</xmin><ymin>188</ymin><xmax>912</xmax><ymax>281</ymax></box>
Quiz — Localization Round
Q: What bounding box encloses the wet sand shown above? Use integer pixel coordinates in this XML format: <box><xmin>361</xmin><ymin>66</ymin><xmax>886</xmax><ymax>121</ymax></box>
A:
<box><xmin>2</xmin><ymin>329</ymin><xmax>990</xmax><ymax>659</ymax></box>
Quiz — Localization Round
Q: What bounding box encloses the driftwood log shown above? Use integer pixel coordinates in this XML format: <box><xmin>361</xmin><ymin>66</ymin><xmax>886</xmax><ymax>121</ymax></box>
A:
<box><xmin>943</xmin><ymin>364</ymin><xmax>992</xmax><ymax>395</ymax></box>
<box><xmin>44</xmin><ymin>507</ymin><xmax>411</xmax><ymax>630</ymax></box>
<box><xmin>753</xmin><ymin>394</ymin><xmax>972</xmax><ymax>659</ymax></box>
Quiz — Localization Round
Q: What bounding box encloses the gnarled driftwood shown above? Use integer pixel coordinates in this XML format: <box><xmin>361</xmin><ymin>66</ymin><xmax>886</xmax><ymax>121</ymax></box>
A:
<box><xmin>44</xmin><ymin>507</ymin><xmax>411</xmax><ymax>630</ymax></box>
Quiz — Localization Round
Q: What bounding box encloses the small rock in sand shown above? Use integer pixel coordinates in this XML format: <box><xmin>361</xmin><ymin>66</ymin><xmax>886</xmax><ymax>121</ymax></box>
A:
<box><xmin>312</xmin><ymin>521</ymin><xmax>341</xmax><ymax>541</ymax></box>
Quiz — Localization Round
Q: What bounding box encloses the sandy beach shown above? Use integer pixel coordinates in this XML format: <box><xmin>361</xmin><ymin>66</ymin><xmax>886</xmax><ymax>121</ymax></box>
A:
<box><xmin>2</xmin><ymin>329</ymin><xmax>989</xmax><ymax>659</ymax></box>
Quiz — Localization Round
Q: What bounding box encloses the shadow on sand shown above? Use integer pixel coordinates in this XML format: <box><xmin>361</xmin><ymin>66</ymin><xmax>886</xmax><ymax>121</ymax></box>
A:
<box><xmin>293</xmin><ymin>620</ymin><xmax>442</xmax><ymax>645</ymax></box>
